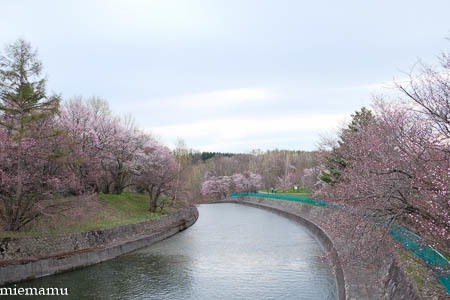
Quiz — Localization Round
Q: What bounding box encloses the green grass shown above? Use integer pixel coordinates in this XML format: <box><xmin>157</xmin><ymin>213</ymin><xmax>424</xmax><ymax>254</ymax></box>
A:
<box><xmin>276</xmin><ymin>192</ymin><xmax>311</xmax><ymax>197</ymax></box>
<box><xmin>0</xmin><ymin>192</ymin><xmax>176</xmax><ymax>238</ymax></box>
<box><xmin>100</xmin><ymin>192</ymin><xmax>156</xmax><ymax>218</ymax></box>
<box><xmin>276</xmin><ymin>197</ymin><xmax>323</xmax><ymax>207</ymax></box>
<box><xmin>284</xmin><ymin>185</ymin><xmax>312</xmax><ymax>194</ymax></box>
<box><xmin>96</xmin><ymin>192</ymin><xmax>176</xmax><ymax>227</ymax></box>
<box><xmin>67</xmin><ymin>193</ymin><xmax>176</xmax><ymax>232</ymax></box>
<box><xmin>253</xmin><ymin>191</ymin><xmax>323</xmax><ymax>207</ymax></box>
<box><xmin>260</xmin><ymin>185</ymin><xmax>312</xmax><ymax>197</ymax></box>
<box><xmin>440</xmin><ymin>251</ymin><xmax>450</xmax><ymax>261</ymax></box>
<box><xmin>395</xmin><ymin>245</ymin><xmax>447</xmax><ymax>298</ymax></box>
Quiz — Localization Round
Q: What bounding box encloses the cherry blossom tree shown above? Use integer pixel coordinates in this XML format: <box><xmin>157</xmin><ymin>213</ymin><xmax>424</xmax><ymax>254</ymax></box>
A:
<box><xmin>317</xmin><ymin>53</ymin><xmax>449</xmax><ymax>252</ymax></box>
<box><xmin>397</xmin><ymin>54</ymin><xmax>450</xmax><ymax>139</ymax></box>
<box><xmin>0</xmin><ymin>39</ymin><xmax>64</xmax><ymax>231</ymax></box>
<box><xmin>276</xmin><ymin>172</ymin><xmax>296</xmax><ymax>191</ymax></box>
<box><xmin>59</xmin><ymin>97</ymin><xmax>116</xmax><ymax>193</ymax></box>
<box><xmin>300</xmin><ymin>167</ymin><xmax>322</xmax><ymax>191</ymax></box>
<box><xmin>200</xmin><ymin>175</ymin><xmax>233</xmax><ymax>199</ymax></box>
<box><xmin>201</xmin><ymin>171</ymin><xmax>262</xmax><ymax>199</ymax></box>
<box><xmin>135</xmin><ymin>143</ymin><xmax>177</xmax><ymax>212</ymax></box>
<box><xmin>99</xmin><ymin>118</ymin><xmax>149</xmax><ymax>194</ymax></box>
<box><xmin>233</xmin><ymin>171</ymin><xmax>262</xmax><ymax>193</ymax></box>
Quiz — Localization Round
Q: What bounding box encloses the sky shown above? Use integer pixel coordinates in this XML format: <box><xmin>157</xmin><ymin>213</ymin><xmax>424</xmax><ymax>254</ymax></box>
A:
<box><xmin>1</xmin><ymin>0</ymin><xmax>449</xmax><ymax>152</ymax></box>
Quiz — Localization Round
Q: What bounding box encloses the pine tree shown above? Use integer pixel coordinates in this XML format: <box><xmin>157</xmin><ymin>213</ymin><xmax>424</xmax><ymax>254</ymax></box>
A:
<box><xmin>0</xmin><ymin>39</ymin><xmax>60</xmax><ymax>137</ymax></box>
<box><xmin>0</xmin><ymin>39</ymin><xmax>61</xmax><ymax>231</ymax></box>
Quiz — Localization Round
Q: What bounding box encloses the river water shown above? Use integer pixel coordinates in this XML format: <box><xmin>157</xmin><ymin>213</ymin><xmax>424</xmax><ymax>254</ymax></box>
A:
<box><xmin>11</xmin><ymin>203</ymin><xmax>337</xmax><ymax>299</ymax></box>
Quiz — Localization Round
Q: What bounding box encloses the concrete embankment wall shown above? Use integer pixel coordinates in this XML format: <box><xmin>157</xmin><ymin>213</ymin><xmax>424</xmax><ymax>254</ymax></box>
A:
<box><xmin>218</xmin><ymin>196</ymin><xmax>422</xmax><ymax>300</ymax></box>
<box><xmin>0</xmin><ymin>206</ymin><xmax>198</xmax><ymax>286</ymax></box>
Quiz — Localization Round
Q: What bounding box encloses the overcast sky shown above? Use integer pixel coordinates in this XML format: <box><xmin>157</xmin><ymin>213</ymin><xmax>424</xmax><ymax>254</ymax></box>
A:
<box><xmin>2</xmin><ymin>0</ymin><xmax>449</xmax><ymax>152</ymax></box>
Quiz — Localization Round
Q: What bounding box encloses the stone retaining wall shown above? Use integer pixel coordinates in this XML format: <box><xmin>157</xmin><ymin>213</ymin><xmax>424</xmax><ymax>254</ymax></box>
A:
<box><xmin>219</xmin><ymin>196</ymin><xmax>422</xmax><ymax>300</ymax></box>
<box><xmin>383</xmin><ymin>258</ymin><xmax>423</xmax><ymax>300</ymax></box>
<box><xmin>0</xmin><ymin>206</ymin><xmax>198</xmax><ymax>286</ymax></box>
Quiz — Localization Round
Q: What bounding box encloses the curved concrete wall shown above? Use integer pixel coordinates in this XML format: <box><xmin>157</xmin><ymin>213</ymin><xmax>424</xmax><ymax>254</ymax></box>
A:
<box><xmin>219</xmin><ymin>196</ymin><xmax>423</xmax><ymax>300</ymax></box>
<box><xmin>0</xmin><ymin>206</ymin><xmax>198</xmax><ymax>286</ymax></box>
<box><xmin>236</xmin><ymin>200</ymin><xmax>346</xmax><ymax>300</ymax></box>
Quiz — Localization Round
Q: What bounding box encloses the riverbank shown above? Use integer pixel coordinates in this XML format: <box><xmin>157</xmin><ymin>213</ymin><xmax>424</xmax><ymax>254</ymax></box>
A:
<box><xmin>0</xmin><ymin>205</ymin><xmax>198</xmax><ymax>286</ymax></box>
<box><xmin>0</xmin><ymin>193</ymin><xmax>177</xmax><ymax>238</ymax></box>
<box><xmin>217</xmin><ymin>196</ymin><xmax>426</xmax><ymax>300</ymax></box>
<box><xmin>1</xmin><ymin>203</ymin><xmax>338</xmax><ymax>299</ymax></box>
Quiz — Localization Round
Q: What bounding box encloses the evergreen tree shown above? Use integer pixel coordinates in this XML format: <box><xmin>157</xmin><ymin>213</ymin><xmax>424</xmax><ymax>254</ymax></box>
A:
<box><xmin>319</xmin><ymin>107</ymin><xmax>374</xmax><ymax>186</ymax></box>
<box><xmin>0</xmin><ymin>39</ymin><xmax>60</xmax><ymax>136</ymax></box>
<box><xmin>0</xmin><ymin>39</ymin><xmax>61</xmax><ymax>231</ymax></box>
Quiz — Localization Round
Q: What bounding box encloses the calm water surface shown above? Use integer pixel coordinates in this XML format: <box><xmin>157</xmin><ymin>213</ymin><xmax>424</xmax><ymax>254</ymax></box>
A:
<box><xmin>11</xmin><ymin>203</ymin><xmax>337</xmax><ymax>299</ymax></box>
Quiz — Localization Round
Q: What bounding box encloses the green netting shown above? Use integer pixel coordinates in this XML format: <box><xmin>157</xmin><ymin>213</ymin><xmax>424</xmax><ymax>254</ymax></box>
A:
<box><xmin>228</xmin><ymin>192</ymin><xmax>450</xmax><ymax>293</ymax></box>
<box><xmin>229</xmin><ymin>192</ymin><xmax>328</xmax><ymax>207</ymax></box>
<box><xmin>388</xmin><ymin>223</ymin><xmax>450</xmax><ymax>291</ymax></box>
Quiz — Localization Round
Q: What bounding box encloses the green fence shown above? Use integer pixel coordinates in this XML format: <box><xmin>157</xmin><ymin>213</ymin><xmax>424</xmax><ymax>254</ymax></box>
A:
<box><xmin>228</xmin><ymin>192</ymin><xmax>450</xmax><ymax>293</ymax></box>
<box><xmin>228</xmin><ymin>192</ymin><xmax>328</xmax><ymax>207</ymax></box>
<box><xmin>388</xmin><ymin>223</ymin><xmax>450</xmax><ymax>291</ymax></box>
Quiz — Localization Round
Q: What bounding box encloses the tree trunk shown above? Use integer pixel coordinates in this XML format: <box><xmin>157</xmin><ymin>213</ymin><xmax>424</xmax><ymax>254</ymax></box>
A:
<box><xmin>147</xmin><ymin>187</ymin><xmax>161</xmax><ymax>213</ymax></box>
<box><xmin>148</xmin><ymin>187</ymin><xmax>156</xmax><ymax>212</ymax></box>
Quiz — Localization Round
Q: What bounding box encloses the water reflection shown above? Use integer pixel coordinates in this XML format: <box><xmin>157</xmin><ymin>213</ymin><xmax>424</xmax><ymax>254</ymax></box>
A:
<box><xmin>7</xmin><ymin>203</ymin><xmax>337</xmax><ymax>299</ymax></box>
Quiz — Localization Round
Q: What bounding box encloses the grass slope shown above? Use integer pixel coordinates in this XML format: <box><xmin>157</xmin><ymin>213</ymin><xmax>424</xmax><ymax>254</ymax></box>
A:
<box><xmin>0</xmin><ymin>192</ymin><xmax>175</xmax><ymax>238</ymax></box>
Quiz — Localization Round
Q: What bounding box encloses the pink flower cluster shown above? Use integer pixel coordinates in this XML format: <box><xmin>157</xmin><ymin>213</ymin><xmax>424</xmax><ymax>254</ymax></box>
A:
<box><xmin>201</xmin><ymin>171</ymin><xmax>262</xmax><ymax>199</ymax></box>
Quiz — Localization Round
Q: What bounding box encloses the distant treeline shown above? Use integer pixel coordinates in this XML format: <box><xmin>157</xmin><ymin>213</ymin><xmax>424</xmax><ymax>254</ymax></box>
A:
<box><xmin>188</xmin><ymin>152</ymin><xmax>234</xmax><ymax>164</ymax></box>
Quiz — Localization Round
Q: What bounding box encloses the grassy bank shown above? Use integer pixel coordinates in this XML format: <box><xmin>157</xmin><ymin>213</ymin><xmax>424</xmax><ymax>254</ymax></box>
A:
<box><xmin>395</xmin><ymin>244</ymin><xmax>448</xmax><ymax>299</ymax></box>
<box><xmin>0</xmin><ymin>193</ymin><xmax>176</xmax><ymax>238</ymax></box>
<box><xmin>276</xmin><ymin>192</ymin><xmax>311</xmax><ymax>197</ymax></box>
<box><xmin>259</xmin><ymin>185</ymin><xmax>312</xmax><ymax>198</ymax></box>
